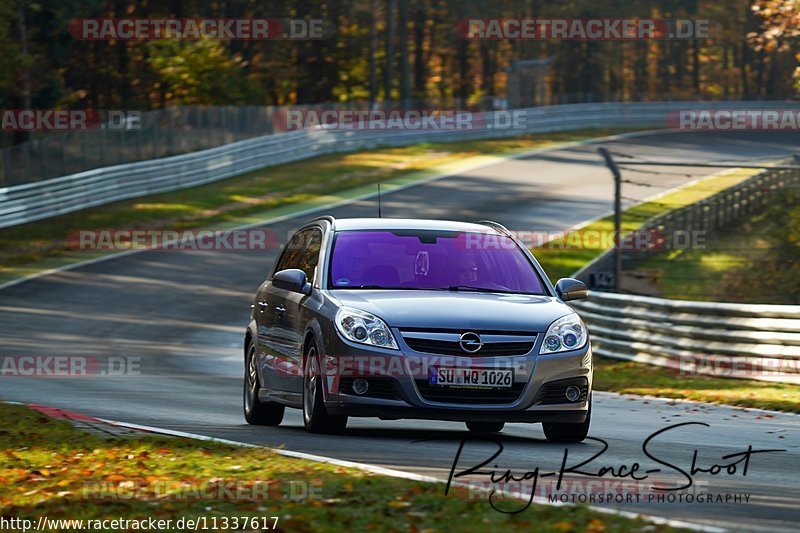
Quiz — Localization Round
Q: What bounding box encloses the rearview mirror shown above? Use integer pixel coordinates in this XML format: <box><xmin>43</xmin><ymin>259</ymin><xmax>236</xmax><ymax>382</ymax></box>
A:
<box><xmin>554</xmin><ymin>278</ymin><xmax>588</xmax><ymax>301</ymax></box>
<box><xmin>273</xmin><ymin>269</ymin><xmax>312</xmax><ymax>295</ymax></box>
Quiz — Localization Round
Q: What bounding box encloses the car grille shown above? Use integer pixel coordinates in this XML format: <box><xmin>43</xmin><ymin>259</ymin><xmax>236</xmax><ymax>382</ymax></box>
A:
<box><xmin>339</xmin><ymin>377</ymin><xmax>400</xmax><ymax>400</ymax></box>
<box><xmin>415</xmin><ymin>380</ymin><xmax>526</xmax><ymax>404</ymax></box>
<box><xmin>400</xmin><ymin>329</ymin><xmax>536</xmax><ymax>357</ymax></box>
<box><xmin>535</xmin><ymin>377</ymin><xmax>589</xmax><ymax>405</ymax></box>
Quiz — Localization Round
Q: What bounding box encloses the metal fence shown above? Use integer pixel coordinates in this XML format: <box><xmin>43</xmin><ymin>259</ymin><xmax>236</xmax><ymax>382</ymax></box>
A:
<box><xmin>571</xmin><ymin>291</ymin><xmax>800</xmax><ymax>384</ymax></box>
<box><xmin>0</xmin><ymin>106</ymin><xmax>284</xmax><ymax>187</ymax></box>
<box><xmin>575</xmin><ymin>162</ymin><xmax>800</xmax><ymax>291</ymax></box>
<box><xmin>4</xmin><ymin>100</ymin><xmax>800</xmax><ymax>229</ymax></box>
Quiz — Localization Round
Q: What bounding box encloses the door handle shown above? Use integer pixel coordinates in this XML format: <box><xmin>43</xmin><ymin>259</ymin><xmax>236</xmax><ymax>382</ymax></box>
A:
<box><xmin>274</xmin><ymin>305</ymin><xmax>286</xmax><ymax>314</ymax></box>
<box><xmin>257</xmin><ymin>301</ymin><xmax>268</xmax><ymax>311</ymax></box>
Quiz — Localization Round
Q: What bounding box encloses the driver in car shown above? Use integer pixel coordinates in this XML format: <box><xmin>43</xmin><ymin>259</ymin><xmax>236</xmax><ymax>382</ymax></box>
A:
<box><xmin>451</xmin><ymin>253</ymin><xmax>479</xmax><ymax>285</ymax></box>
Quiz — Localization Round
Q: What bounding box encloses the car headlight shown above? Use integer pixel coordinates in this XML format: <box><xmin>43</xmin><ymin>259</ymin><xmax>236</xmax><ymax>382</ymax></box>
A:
<box><xmin>335</xmin><ymin>307</ymin><xmax>399</xmax><ymax>350</ymax></box>
<box><xmin>540</xmin><ymin>313</ymin><xmax>587</xmax><ymax>354</ymax></box>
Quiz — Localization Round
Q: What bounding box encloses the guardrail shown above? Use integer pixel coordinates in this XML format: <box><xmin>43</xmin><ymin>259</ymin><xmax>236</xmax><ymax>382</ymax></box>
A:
<box><xmin>3</xmin><ymin>100</ymin><xmax>799</xmax><ymax>229</ymax></box>
<box><xmin>571</xmin><ymin>291</ymin><xmax>800</xmax><ymax>384</ymax></box>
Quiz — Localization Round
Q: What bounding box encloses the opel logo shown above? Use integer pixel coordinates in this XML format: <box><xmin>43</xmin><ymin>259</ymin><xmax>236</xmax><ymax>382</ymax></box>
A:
<box><xmin>459</xmin><ymin>332</ymin><xmax>483</xmax><ymax>353</ymax></box>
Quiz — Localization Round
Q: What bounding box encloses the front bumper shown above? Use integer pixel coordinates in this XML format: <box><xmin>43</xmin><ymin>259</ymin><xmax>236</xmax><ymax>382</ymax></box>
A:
<box><xmin>319</xmin><ymin>329</ymin><xmax>593</xmax><ymax>423</ymax></box>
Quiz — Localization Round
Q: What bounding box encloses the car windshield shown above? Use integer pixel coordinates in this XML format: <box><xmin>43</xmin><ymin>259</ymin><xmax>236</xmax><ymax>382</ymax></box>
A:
<box><xmin>328</xmin><ymin>230</ymin><xmax>545</xmax><ymax>294</ymax></box>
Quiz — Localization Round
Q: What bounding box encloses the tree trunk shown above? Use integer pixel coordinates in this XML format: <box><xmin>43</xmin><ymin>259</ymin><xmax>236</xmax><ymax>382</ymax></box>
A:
<box><xmin>412</xmin><ymin>4</ymin><xmax>425</xmax><ymax>104</ymax></box>
<box><xmin>399</xmin><ymin>0</ymin><xmax>409</xmax><ymax>108</ymax></box>
<box><xmin>458</xmin><ymin>39</ymin><xmax>468</xmax><ymax>106</ymax></box>
<box><xmin>692</xmin><ymin>38</ymin><xmax>700</xmax><ymax>95</ymax></box>
<box><xmin>370</xmin><ymin>0</ymin><xmax>378</xmax><ymax>107</ymax></box>
<box><xmin>740</xmin><ymin>42</ymin><xmax>750</xmax><ymax>98</ymax></box>
<box><xmin>16</xmin><ymin>1</ymin><xmax>32</xmax><ymax>143</ymax></box>
<box><xmin>384</xmin><ymin>0</ymin><xmax>395</xmax><ymax>104</ymax></box>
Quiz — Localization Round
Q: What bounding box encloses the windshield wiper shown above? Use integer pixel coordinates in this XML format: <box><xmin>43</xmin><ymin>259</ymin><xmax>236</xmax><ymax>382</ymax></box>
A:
<box><xmin>344</xmin><ymin>285</ymin><xmax>424</xmax><ymax>290</ymax></box>
<box><xmin>446</xmin><ymin>285</ymin><xmax>513</xmax><ymax>294</ymax></box>
<box><xmin>335</xmin><ymin>285</ymin><xmax>515</xmax><ymax>293</ymax></box>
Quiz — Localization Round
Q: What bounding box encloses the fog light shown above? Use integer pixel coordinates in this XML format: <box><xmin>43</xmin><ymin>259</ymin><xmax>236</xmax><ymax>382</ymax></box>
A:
<box><xmin>352</xmin><ymin>379</ymin><xmax>369</xmax><ymax>395</ymax></box>
<box><xmin>565</xmin><ymin>385</ymin><xmax>581</xmax><ymax>402</ymax></box>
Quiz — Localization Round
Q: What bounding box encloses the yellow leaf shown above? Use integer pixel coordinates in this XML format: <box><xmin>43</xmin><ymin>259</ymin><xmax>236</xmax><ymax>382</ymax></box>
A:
<box><xmin>587</xmin><ymin>517</ymin><xmax>606</xmax><ymax>532</ymax></box>
<box><xmin>388</xmin><ymin>501</ymin><xmax>411</xmax><ymax>508</ymax></box>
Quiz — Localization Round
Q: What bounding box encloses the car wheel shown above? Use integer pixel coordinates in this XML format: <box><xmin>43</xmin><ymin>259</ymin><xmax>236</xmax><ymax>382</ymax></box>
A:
<box><xmin>466</xmin><ymin>421</ymin><xmax>505</xmax><ymax>433</ymax></box>
<box><xmin>303</xmin><ymin>340</ymin><xmax>347</xmax><ymax>434</ymax></box>
<box><xmin>244</xmin><ymin>340</ymin><xmax>285</xmax><ymax>426</ymax></box>
<box><xmin>542</xmin><ymin>393</ymin><xmax>591</xmax><ymax>443</ymax></box>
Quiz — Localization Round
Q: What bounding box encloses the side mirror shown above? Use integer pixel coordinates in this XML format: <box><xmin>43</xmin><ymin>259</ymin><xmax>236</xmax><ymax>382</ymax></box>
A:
<box><xmin>555</xmin><ymin>278</ymin><xmax>588</xmax><ymax>301</ymax></box>
<box><xmin>273</xmin><ymin>269</ymin><xmax>312</xmax><ymax>295</ymax></box>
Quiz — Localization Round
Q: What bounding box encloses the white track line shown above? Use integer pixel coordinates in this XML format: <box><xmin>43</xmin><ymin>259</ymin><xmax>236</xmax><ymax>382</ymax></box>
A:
<box><xmin>96</xmin><ymin>416</ymin><xmax>725</xmax><ymax>533</ymax></box>
<box><xmin>0</xmin><ymin>129</ymin><xmax>666</xmax><ymax>293</ymax></box>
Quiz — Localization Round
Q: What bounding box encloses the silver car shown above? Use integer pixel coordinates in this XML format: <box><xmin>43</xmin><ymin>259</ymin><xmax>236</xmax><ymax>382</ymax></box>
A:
<box><xmin>244</xmin><ymin>217</ymin><xmax>592</xmax><ymax>442</ymax></box>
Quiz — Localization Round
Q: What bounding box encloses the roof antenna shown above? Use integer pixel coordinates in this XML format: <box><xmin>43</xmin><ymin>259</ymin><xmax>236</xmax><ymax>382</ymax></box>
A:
<box><xmin>377</xmin><ymin>183</ymin><xmax>382</xmax><ymax>218</ymax></box>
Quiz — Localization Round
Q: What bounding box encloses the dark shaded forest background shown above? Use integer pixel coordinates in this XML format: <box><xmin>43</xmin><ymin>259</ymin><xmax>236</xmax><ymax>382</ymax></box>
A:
<box><xmin>0</xmin><ymin>1</ymin><xmax>797</xmax><ymax>120</ymax></box>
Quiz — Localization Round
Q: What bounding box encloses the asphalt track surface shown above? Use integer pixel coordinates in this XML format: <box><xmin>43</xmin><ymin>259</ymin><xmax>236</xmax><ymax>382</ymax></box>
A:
<box><xmin>1</xmin><ymin>131</ymin><xmax>799</xmax><ymax>532</ymax></box>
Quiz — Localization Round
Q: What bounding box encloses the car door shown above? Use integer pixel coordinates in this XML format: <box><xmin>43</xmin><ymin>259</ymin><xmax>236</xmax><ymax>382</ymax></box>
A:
<box><xmin>256</xmin><ymin>227</ymin><xmax>322</xmax><ymax>395</ymax></box>
<box><xmin>255</xmin><ymin>228</ymin><xmax>312</xmax><ymax>395</ymax></box>
<box><xmin>278</xmin><ymin>228</ymin><xmax>322</xmax><ymax>394</ymax></box>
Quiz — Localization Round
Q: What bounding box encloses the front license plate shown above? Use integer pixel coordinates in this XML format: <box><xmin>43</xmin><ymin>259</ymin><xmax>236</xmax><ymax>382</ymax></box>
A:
<box><xmin>429</xmin><ymin>367</ymin><xmax>513</xmax><ymax>388</ymax></box>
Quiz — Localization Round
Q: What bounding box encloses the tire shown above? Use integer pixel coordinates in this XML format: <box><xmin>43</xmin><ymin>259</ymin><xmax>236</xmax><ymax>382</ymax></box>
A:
<box><xmin>466</xmin><ymin>421</ymin><xmax>505</xmax><ymax>433</ymax></box>
<box><xmin>542</xmin><ymin>393</ymin><xmax>591</xmax><ymax>443</ymax></box>
<box><xmin>244</xmin><ymin>340</ymin><xmax>285</xmax><ymax>426</ymax></box>
<box><xmin>303</xmin><ymin>340</ymin><xmax>347</xmax><ymax>434</ymax></box>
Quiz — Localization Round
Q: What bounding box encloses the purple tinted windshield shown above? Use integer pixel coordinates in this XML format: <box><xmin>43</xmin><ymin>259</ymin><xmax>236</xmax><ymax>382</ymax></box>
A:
<box><xmin>328</xmin><ymin>230</ymin><xmax>545</xmax><ymax>294</ymax></box>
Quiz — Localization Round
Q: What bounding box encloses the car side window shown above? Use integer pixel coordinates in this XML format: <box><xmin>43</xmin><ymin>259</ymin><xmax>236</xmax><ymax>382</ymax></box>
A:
<box><xmin>273</xmin><ymin>228</ymin><xmax>322</xmax><ymax>282</ymax></box>
<box><xmin>297</xmin><ymin>230</ymin><xmax>322</xmax><ymax>282</ymax></box>
<box><xmin>273</xmin><ymin>232</ymin><xmax>304</xmax><ymax>274</ymax></box>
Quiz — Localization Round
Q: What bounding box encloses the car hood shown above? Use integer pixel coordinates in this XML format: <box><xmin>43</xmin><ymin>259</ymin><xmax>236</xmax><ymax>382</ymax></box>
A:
<box><xmin>329</xmin><ymin>290</ymin><xmax>575</xmax><ymax>332</ymax></box>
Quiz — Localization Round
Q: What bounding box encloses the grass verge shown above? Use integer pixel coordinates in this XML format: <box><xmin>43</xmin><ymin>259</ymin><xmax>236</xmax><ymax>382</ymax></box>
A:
<box><xmin>0</xmin><ymin>403</ymin><xmax>680</xmax><ymax>532</ymax></box>
<box><xmin>593</xmin><ymin>357</ymin><xmax>799</xmax><ymax>414</ymax></box>
<box><xmin>0</xmin><ymin>128</ymin><xmax>635</xmax><ymax>284</ymax></box>
<box><xmin>633</xmin><ymin>191</ymin><xmax>800</xmax><ymax>304</ymax></box>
